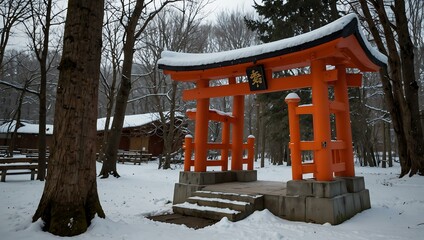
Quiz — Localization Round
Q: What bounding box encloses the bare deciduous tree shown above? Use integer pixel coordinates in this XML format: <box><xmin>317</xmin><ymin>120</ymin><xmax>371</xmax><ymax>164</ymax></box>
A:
<box><xmin>355</xmin><ymin>0</ymin><xmax>424</xmax><ymax>177</ymax></box>
<box><xmin>97</xmin><ymin>2</ymin><xmax>124</xmax><ymax>164</ymax></box>
<box><xmin>100</xmin><ymin>0</ymin><xmax>181</xmax><ymax>178</ymax></box>
<box><xmin>137</xmin><ymin>1</ymin><xmax>211</xmax><ymax>169</ymax></box>
<box><xmin>23</xmin><ymin>0</ymin><xmax>63</xmax><ymax>180</ymax></box>
<box><xmin>0</xmin><ymin>51</ymin><xmax>39</xmax><ymax>156</ymax></box>
<box><xmin>0</xmin><ymin>0</ymin><xmax>30</xmax><ymax>68</ymax></box>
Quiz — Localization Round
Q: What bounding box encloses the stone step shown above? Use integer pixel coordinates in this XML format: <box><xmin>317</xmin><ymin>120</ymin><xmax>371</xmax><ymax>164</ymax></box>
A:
<box><xmin>193</xmin><ymin>190</ymin><xmax>264</xmax><ymax>211</ymax></box>
<box><xmin>194</xmin><ymin>190</ymin><xmax>263</xmax><ymax>204</ymax></box>
<box><xmin>173</xmin><ymin>190</ymin><xmax>264</xmax><ymax>222</ymax></box>
<box><xmin>173</xmin><ymin>202</ymin><xmax>247</xmax><ymax>222</ymax></box>
<box><xmin>186</xmin><ymin>196</ymin><xmax>252</xmax><ymax>212</ymax></box>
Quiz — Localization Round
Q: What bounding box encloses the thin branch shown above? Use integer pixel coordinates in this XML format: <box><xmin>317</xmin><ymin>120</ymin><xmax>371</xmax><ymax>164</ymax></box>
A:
<box><xmin>127</xmin><ymin>89</ymin><xmax>172</xmax><ymax>103</ymax></box>
<box><xmin>0</xmin><ymin>80</ymin><xmax>40</xmax><ymax>96</ymax></box>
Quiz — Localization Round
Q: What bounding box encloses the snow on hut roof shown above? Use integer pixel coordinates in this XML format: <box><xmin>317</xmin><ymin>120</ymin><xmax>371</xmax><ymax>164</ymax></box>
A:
<box><xmin>158</xmin><ymin>13</ymin><xmax>387</xmax><ymax>71</ymax></box>
<box><xmin>0</xmin><ymin>120</ymin><xmax>54</xmax><ymax>135</ymax></box>
<box><xmin>0</xmin><ymin>112</ymin><xmax>184</xmax><ymax>134</ymax></box>
<box><xmin>96</xmin><ymin>112</ymin><xmax>184</xmax><ymax>131</ymax></box>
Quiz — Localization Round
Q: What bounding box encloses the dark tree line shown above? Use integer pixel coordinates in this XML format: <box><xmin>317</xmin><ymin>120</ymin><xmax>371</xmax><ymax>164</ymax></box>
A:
<box><xmin>244</xmin><ymin>0</ymin><xmax>423</xmax><ymax>177</ymax></box>
<box><xmin>347</xmin><ymin>0</ymin><xmax>424</xmax><ymax>176</ymax></box>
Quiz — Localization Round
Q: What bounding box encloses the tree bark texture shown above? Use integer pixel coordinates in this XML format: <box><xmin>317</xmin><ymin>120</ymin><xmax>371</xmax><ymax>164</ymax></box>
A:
<box><xmin>359</xmin><ymin>0</ymin><xmax>424</xmax><ymax>177</ymax></box>
<box><xmin>32</xmin><ymin>0</ymin><xmax>105</xmax><ymax>236</ymax></box>
<box><xmin>393</xmin><ymin>0</ymin><xmax>424</xmax><ymax>176</ymax></box>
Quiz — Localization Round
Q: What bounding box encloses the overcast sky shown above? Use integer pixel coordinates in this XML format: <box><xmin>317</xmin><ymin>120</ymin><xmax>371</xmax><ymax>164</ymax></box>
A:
<box><xmin>208</xmin><ymin>0</ymin><xmax>256</xmax><ymax>11</ymax></box>
<box><xmin>206</xmin><ymin>0</ymin><xmax>257</xmax><ymax>20</ymax></box>
<box><xmin>7</xmin><ymin>0</ymin><xmax>260</xmax><ymax>51</ymax></box>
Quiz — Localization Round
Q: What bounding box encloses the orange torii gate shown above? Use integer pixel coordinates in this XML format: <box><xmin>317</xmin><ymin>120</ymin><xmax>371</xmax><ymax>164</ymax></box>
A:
<box><xmin>158</xmin><ymin>14</ymin><xmax>386</xmax><ymax>181</ymax></box>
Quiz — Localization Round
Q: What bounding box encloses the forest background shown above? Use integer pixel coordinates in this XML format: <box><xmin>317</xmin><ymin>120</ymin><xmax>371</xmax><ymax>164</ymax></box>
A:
<box><xmin>1</xmin><ymin>0</ymin><xmax>423</xmax><ymax>175</ymax></box>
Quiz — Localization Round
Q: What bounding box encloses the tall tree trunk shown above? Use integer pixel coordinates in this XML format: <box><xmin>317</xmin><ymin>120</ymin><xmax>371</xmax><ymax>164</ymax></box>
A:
<box><xmin>356</xmin><ymin>144</ymin><xmax>364</xmax><ymax>166</ymax></box>
<box><xmin>99</xmin><ymin>33</ymin><xmax>135</xmax><ymax>178</ymax></box>
<box><xmin>37</xmin><ymin>61</ymin><xmax>47</xmax><ymax>180</ymax></box>
<box><xmin>363</xmin><ymin>145</ymin><xmax>368</xmax><ymax>167</ymax></box>
<box><xmin>8</xmin><ymin>83</ymin><xmax>28</xmax><ymax>157</ymax></box>
<box><xmin>161</xmin><ymin>81</ymin><xmax>178</xmax><ymax>170</ymax></box>
<box><xmin>99</xmin><ymin>0</ymin><xmax>177</xmax><ymax>176</ymax></box>
<box><xmin>382</xmin><ymin>122</ymin><xmax>387</xmax><ymax>168</ymax></box>
<box><xmin>260</xmin><ymin>117</ymin><xmax>266</xmax><ymax>167</ymax></box>
<box><xmin>98</xmin><ymin>67</ymin><xmax>117</xmax><ymax>163</ymax></box>
<box><xmin>255</xmin><ymin>98</ymin><xmax>261</xmax><ymax>163</ymax></box>
<box><xmin>99</xmin><ymin>0</ymin><xmax>144</xmax><ymax>178</ymax></box>
<box><xmin>283</xmin><ymin>143</ymin><xmax>289</xmax><ymax>166</ymax></box>
<box><xmin>394</xmin><ymin>0</ymin><xmax>424</xmax><ymax>176</ymax></box>
<box><xmin>36</xmin><ymin>0</ymin><xmax>52</xmax><ymax>181</ymax></box>
<box><xmin>32</xmin><ymin>0</ymin><xmax>105</xmax><ymax>236</ymax></box>
<box><xmin>370</xmin><ymin>145</ymin><xmax>377</xmax><ymax>167</ymax></box>
<box><xmin>359</xmin><ymin>0</ymin><xmax>424</xmax><ymax>177</ymax></box>
<box><xmin>388</xmin><ymin>122</ymin><xmax>393</xmax><ymax>167</ymax></box>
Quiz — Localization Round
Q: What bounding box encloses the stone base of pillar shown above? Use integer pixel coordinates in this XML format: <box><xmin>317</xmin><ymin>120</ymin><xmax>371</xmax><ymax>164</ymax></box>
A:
<box><xmin>172</xmin><ymin>172</ymin><xmax>370</xmax><ymax>225</ymax></box>
<box><xmin>283</xmin><ymin>176</ymin><xmax>370</xmax><ymax>224</ymax></box>
<box><xmin>173</xmin><ymin>171</ymin><xmax>257</xmax><ymax>204</ymax></box>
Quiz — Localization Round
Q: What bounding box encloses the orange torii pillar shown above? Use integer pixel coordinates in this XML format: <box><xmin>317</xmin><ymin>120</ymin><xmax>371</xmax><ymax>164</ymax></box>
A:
<box><xmin>334</xmin><ymin>65</ymin><xmax>355</xmax><ymax>177</ymax></box>
<box><xmin>221</xmin><ymin>120</ymin><xmax>230</xmax><ymax>171</ymax></box>
<box><xmin>230</xmin><ymin>77</ymin><xmax>245</xmax><ymax>171</ymax></box>
<box><xmin>193</xmin><ymin>79</ymin><xmax>209</xmax><ymax>172</ymax></box>
<box><xmin>311</xmin><ymin>60</ymin><xmax>333</xmax><ymax>181</ymax></box>
<box><xmin>285</xmin><ymin>94</ymin><xmax>302</xmax><ymax>180</ymax></box>
<box><xmin>286</xmin><ymin>62</ymin><xmax>357</xmax><ymax>181</ymax></box>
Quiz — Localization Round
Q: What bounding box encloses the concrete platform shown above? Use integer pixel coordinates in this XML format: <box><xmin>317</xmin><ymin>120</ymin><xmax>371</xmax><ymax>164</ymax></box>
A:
<box><xmin>172</xmin><ymin>171</ymin><xmax>370</xmax><ymax>225</ymax></box>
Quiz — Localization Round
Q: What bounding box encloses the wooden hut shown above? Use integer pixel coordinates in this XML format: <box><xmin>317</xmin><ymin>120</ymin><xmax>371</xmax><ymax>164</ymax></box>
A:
<box><xmin>96</xmin><ymin>112</ymin><xmax>186</xmax><ymax>156</ymax></box>
<box><xmin>0</xmin><ymin>120</ymin><xmax>54</xmax><ymax>151</ymax></box>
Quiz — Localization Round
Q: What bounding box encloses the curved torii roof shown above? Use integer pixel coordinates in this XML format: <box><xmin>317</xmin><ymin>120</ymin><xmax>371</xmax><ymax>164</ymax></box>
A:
<box><xmin>158</xmin><ymin>14</ymin><xmax>387</xmax><ymax>82</ymax></box>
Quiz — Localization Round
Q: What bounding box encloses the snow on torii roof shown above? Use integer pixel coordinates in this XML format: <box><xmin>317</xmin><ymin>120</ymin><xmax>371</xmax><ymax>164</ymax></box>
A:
<box><xmin>158</xmin><ymin>14</ymin><xmax>387</xmax><ymax>76</ymax></box>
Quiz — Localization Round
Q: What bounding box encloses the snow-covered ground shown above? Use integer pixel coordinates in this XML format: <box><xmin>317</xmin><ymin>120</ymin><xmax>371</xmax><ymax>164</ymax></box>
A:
<box><xmin>0</xmin><ymin>160</ymin><xmax>423</xmax><ymax>240</ymax></box>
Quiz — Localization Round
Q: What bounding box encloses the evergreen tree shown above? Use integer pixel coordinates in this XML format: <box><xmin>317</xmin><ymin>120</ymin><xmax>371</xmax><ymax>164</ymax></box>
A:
<box><xmin>246</xmin><ymin>0</ymin><xmax>339</xmax><ymax>42</ymax></box>
<box><xmin>245</xmin><ymin>0</ymin><xmax>340</xmax><ymax>164</ymax></box>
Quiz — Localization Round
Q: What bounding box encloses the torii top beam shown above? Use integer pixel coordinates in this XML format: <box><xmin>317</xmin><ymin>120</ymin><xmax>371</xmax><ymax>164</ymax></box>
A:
<box><xmin>157</xmin><ymin>14</ymin><xmax>387</xmax><ymax>82</ymax></box>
